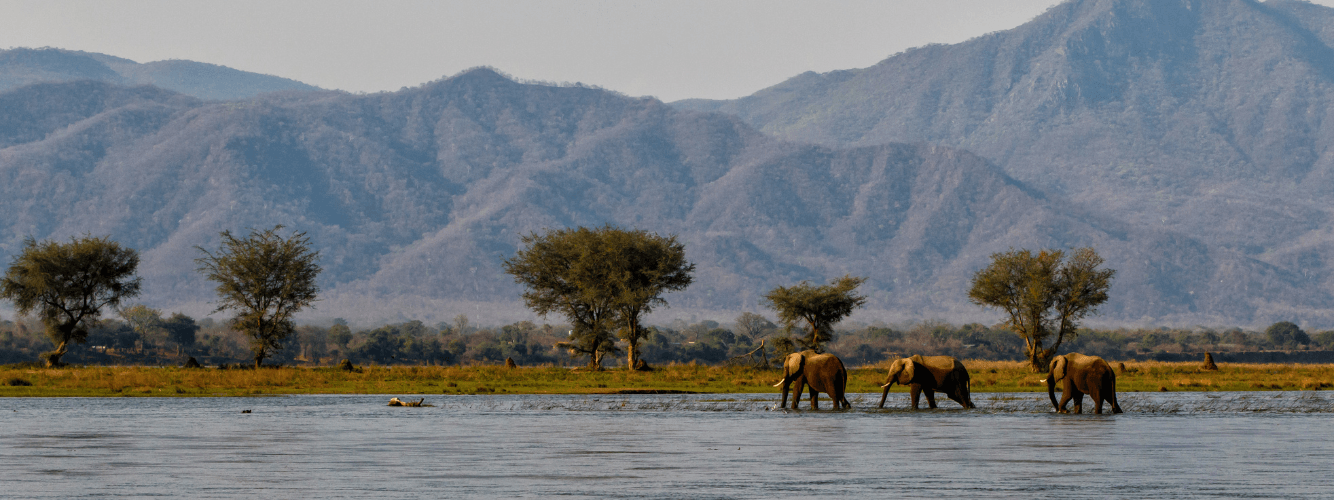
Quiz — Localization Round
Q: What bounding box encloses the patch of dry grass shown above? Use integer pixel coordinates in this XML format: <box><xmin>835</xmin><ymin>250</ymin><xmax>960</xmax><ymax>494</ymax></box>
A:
<box><xmin>1</xmin><ymin>360</ymin><xmax>1330</xmax><ymax>396</ymax></box>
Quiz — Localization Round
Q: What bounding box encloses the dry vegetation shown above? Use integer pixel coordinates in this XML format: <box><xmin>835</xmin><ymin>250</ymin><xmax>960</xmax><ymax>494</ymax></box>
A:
<box><xmin>1</xmin><ymin>360</ymin><xmax>1331</xmax><ymax>397</ymax></box>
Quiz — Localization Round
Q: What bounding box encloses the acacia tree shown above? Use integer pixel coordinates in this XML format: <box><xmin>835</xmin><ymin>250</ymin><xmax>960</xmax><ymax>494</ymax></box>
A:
<box><xmin>968</xmin><ymin>247</ymin><xmax>1115</xmax><ymax>372</ymax></box>
<box><xmin>734</xmin><ymin>312</ymin><xmax>776</xmax><ymax>341</ymax></box>
<box><xmin>196</xmin><ymin>226</ymin><xmax>321</xmax><ymax>368</ymax></box>
<box><xmin>734</xmin><ymin>312</ymin><xmax>778</xmax><ymax>366</ymax></box>
<box><xmin>503</xmin><ymin>225</ymin><xmax>693</xmax><ymax>369</ymax></box>
<box><xmin>604</xmin><ymin>229</ymin><xmax>693</xmax><ymax>369</ymax></box>
<box><xmin>120</xmin><ymin>304</ymin><xmax>164</xmax><ymax>352</ymax></box>
<box><xmin>763</xmin><ymin>275</ymin><xmax>867</xmax><ymax>353</ymax></box>
<box><xmin>0</xmin><ymin>236</ymin><xmax>142</xmax><ymax>366</ymax></box>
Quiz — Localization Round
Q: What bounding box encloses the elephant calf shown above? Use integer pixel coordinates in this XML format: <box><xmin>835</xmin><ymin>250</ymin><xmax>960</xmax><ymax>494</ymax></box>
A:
<box><xmin>774</xmin><ymin>350</ymin><xmax>850</xmax><ymax>410</ymax></box>
<box><xmin>1048</xmin><ymin>353</ymin><xmax>1123</xmax><ymax>414</ymax></box>
<box><xmin>877</xmin><ymin>355</ymin><xmax>974</xmax><ymax>409</ymax></box>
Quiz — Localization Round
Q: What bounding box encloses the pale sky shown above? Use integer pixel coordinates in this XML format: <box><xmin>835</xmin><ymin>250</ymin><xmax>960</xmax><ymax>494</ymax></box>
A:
<box><xmin>3</xmin><ymin>0</ymin><xmax>1333</xmax><ymax>102</ymax></box>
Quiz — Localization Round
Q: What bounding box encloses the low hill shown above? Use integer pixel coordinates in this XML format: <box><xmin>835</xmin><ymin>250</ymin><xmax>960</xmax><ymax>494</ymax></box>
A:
<box><xmin>0</xmin><ymin>47</ymin><xmax>317</xmax><ymax>100</ymax></box>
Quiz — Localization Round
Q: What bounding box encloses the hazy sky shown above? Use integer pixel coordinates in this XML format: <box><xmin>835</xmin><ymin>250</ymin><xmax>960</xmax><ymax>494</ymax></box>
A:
<box><xmin>4</xmin><ymin>0</ymin><xmax>1334</xmax><ymax>102</ymax></box>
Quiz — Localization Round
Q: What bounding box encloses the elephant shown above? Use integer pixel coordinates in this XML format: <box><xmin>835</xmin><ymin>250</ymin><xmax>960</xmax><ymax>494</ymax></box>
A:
<box><xmin>877</xmin><ymin>355</ymin><xmax>975</xmax><ymax>409</ymax></box>
<box><xmin>773</xmin><ymin>350</ymin><xmax>850</xmax><ymax>409</ymax></box>
<box><xmin>1047</xmin><ymin>353</ymin><xmax>1123</xmax><ymax>414</ymax></box>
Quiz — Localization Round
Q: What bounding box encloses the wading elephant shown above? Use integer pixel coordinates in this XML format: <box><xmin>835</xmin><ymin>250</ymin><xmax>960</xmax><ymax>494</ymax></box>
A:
<box><xmin>1048</xmin><ymin>353</ymin><xmax>1123</xmax><ymax>414</ymax></box>
<box><xmin>877</xmin><ymin>355</ymin><xmax>975</xmax><ymax>409</ymax></box>
<box><xmin>773</xmin><ymin>350</ymin><xmax>850</xmax><ymax>409</ymax></box>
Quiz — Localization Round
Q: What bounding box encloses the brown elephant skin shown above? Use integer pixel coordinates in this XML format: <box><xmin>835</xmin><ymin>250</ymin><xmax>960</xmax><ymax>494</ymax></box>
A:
<box><xmin>877</xmin><ymin>355</ymin><xmax>975</xmax><ymax>409</ymax></box>
<box><xmin>773</xmin><ymin>350</ymin><xmax>850</xmax><ymax>410</ymax></box>
<box><xmin>1048</xmin><ymin>353</ymin><xmax>1123</xmax><ymax>414</ymax></box>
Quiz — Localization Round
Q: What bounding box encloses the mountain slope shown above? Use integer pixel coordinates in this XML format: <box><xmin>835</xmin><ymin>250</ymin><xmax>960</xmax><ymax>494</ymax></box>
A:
<box><xmin>675</xmin><ymin>0</ymin><xmax>1334</xmax><ymax>324</ymax></box>
<box><xmin>1</xmin><ymin>69</ymin><xmax>1322</xmax><ymax>326</ymax></box>
<box><xmin>0</xmin><ymin>48</ymin><xmax>318</xmax><ymax>100</ymax></box>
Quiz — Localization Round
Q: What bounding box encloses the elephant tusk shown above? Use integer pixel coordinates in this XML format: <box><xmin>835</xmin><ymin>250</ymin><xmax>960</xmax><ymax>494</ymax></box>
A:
<box><xmin>880</xmin><ymin>383</ymin><xmax>892</xmax><ymax>388</ymax></box>
<box><xmin>772</xmin><ymin>380</ymin><xmax>785</xmax><ymax>387</ymax></box>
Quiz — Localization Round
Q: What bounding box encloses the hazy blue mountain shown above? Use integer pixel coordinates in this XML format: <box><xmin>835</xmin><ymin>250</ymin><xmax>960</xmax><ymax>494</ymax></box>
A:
<box><xmin>0</xmin><ymin>48</ymin><xmax>317</xmax><ymax>100</ymax></box>
<box><xmin>0</xmin><ymin>67</ymin><xmax>1322</xmax><ymax>327</ymax></box>
<box><xmin>675</xmin><ymin>0</ymin><xmax>1334</xmax><ymax>326</ymax></box>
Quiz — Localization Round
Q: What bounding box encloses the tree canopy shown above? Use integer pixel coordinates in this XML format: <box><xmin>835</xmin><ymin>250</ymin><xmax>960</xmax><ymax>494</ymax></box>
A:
<box><xmin>968</xmin><ymin>247</ymin><xmax>1115</xmax><ymax>371</ymax></box>
<box><xmin>162</xmin><ymin>312</ymin><xmax>200</xmax><ymax>352</ymax></box>
<box><xmin>196</xmin><ymin>226</ymin><xmax>321</xmax><ymax>368</ymax></box>
<box><xmin>503</xmin><ymin>225</ymin><xmax>694</xmax><ymax>369</ymax></box>
<box><xmin>120</xmin><ymin>304</ymin><xmax>165</xmax><ymax>350</ymax></box>
<box><xmin>763</xmin><ymin>275</ymin><xmax>867</xmax><ymax>353</ymax></box>
<box><xmin>0</xmin><ymin>236</ymin><xmax>142</xmax><ymax>366</ymax></box>
<box><xmin>1265</xmin><ymin>321</ymin><xmax>1310</xmax><ymax>349</ymax></box>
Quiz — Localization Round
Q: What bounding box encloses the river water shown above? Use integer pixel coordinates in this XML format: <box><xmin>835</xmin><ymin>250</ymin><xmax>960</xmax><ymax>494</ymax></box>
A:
<box><xmin>3</xmin><ymin>392</ymin><xmax>1333</xmax><ymax>498</ymax></box>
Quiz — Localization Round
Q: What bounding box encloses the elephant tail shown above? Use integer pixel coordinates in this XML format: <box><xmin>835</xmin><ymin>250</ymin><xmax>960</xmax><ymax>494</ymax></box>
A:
<box><xmin>1108</xmin><ymin>369</ymin><xmax>1124</xmax><ymax>413</ymax></box>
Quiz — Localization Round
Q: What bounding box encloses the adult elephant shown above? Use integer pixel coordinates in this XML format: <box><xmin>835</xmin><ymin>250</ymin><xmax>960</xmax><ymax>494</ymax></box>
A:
<box><xmin>877</xmin><ymin>355</ymin><xmax>975</xmax><ymax>409</ymax></box>
<box><xmin>1048</xmin><ymin>353</ymin><xmax>1123</xmax><ymax>414</ymax></box>
<box><xmin>773</xmin><ymin>350</ymin><xmax>850</xmax><ymax>410</ymax></box>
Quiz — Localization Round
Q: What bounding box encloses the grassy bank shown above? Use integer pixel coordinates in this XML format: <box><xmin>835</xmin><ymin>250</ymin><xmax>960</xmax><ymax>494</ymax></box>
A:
<box><xmin>1</xmin><ymin>360</ymin><xmax>1331</xmax><ymax>397</ymax></box>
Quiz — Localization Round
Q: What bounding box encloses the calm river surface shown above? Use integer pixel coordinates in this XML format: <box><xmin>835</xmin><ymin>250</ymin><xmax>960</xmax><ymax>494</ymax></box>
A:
<box><xmin>3</xmin><ymin>392</ymin><xmax>1334</xmax><ymax>498</ymax></box>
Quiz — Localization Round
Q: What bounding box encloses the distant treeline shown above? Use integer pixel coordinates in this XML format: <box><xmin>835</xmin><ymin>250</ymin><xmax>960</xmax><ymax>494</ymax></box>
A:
<box><xmin>3</xmin><ymin>312</ymin><xmax>1332</xmax><ymax>367</ymax></box>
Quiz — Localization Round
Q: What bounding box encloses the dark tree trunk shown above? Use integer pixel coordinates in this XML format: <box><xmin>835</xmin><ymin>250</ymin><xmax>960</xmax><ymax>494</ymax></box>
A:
<box><xmin>44</xmin><ymin>340</ymin><xmax>69</xmax><ymax>367</ymax></box>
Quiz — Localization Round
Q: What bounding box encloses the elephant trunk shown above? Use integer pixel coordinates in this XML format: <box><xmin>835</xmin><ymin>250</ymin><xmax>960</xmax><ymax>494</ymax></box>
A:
<box><xmin>877</xmin><ymin>380</ymin><xmax>894</xmax><ymax>408</ymax></box>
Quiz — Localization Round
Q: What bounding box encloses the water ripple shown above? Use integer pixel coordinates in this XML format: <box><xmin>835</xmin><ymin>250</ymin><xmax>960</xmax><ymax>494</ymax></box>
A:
<box><xmin>2</xmin><ymin>392</ymin><xmax>1333</xmax><ymax>498</ymax></box>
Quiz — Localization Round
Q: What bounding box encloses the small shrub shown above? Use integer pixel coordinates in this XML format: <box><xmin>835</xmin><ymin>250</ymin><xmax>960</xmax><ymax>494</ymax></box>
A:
<box><xmin>5</xmin><ymin>377</ymin><xmax>32</xmax><ymax>386</ymax></box>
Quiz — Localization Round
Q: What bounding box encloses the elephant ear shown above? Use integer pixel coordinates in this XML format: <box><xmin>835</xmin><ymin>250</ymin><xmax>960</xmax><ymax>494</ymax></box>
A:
<box><xmin>774</xmin><ymin>353</ymin><xmax>805</xmax><ymax>387</ymax></box>
<box><xmin>900</xmin><ymin>358</ymin><xmax>916</xmax><ymax>384</ymax></box>
<box><xmin>1051</xmin><ymin>356</ymin><xmax>1067</xmax><ymax>381</ymax></box>
<box><xmin>789</xmin><ymin>352</ymin><xmax>806</xmax><ymax>375</ymax></box>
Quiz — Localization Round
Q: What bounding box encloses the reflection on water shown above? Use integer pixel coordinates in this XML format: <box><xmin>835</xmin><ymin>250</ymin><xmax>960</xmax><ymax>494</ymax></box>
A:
<box><xmin>2</xmin><ymin>392</ymin><xmax>1332</xmax><ymax>498</ymax></box>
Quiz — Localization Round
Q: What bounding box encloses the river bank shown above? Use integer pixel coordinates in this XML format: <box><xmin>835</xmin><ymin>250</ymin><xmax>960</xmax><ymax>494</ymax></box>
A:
<box><xmin>1</xmin><ymin>360</ymin><xmax>1331</xmax><ymax>397</ymax></box>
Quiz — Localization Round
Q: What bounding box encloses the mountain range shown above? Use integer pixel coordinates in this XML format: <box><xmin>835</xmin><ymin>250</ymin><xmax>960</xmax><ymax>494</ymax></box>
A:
<box><xmin>3</xmin><ymin>0</ymin><xmax>1334</xmax><ymax>328</ymax></box>
<box><xmin>0</xmin><ymin>48</ymin><xmax>317</xmax><ymax>100</ymax></box>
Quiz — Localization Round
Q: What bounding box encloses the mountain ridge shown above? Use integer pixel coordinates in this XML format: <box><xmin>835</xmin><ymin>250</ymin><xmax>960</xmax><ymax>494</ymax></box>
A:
<box><xmin>672</xmin><ymin>0</ymin><xmax>1334</xmax><ymax>326</ymax></box>
<box><xmin>0</xmin><ymin>47</ymin><xmax>319</xmax><ymax>100</ymax></box>
<box><xmin>1</xmin><ymin>69</ymin><xmax>1323</xmax><ymax>327</ymax></box>
<box><xmin>5</xmin><ymin>2</ymin><xmax>1334</xmax><ymax>327</ymax></box>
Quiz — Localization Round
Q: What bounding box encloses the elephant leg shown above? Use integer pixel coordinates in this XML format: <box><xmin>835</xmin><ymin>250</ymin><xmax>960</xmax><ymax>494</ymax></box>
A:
<box><xmin>1071</xmin><ymin>391</ymin><xmax>1085</xmax><ymax>414</ymax></box>
<box><xmin>910</xmin><ymin>386</ymin><xmax>922</xmax><ymax>410</ymax></box>
<box><xmin>943</xmin><ymin>388</ymin><xmax>963</xmax><ymax>408</ymax></box>
<box><xmin>809</xmin><ymin>387</ymin><xmax>819</xmax><ymax>410</ymax></box>
<box><xmin>1089</xmin><ymin>385</ymin><xmax>1104</xmax><ymax>414</ymax></box>
<box><xmin>924</xmin><ymin>389</ymin><xmax>938</xmax><ymax>409</ymax></box>
<box><xmin>1057</xmin><ymin>386</ymin><xmax>1074</xmax><ymax>414</ymax></box>
<box><xmin>791</xmin><ymin>380</ymin><xmax>806</xmax><ymax>410</ymax></box>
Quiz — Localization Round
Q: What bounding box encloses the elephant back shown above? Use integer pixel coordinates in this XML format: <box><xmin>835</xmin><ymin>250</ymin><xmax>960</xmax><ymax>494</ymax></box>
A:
<box><xmin>1065</xmin><ymin>353</ymin><xmax>1108</xmax><ymax>372</ymax></box>
<box><xmin>917</xmin><ymin>355</ymin><xmax>962</xmax><ymax>386</ymax></box>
